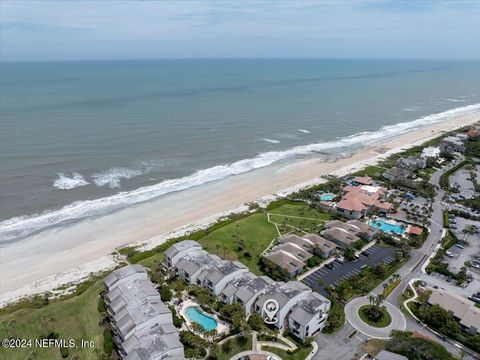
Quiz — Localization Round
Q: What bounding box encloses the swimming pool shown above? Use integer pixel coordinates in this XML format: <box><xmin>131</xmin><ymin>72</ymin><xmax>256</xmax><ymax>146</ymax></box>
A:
<box><xmin>369</xmin><ymin>219</ymin><xmax>406</xmax><ymax>235</ymax></box>
<box><xmin>185</xmin><ymin>306</ymin><xmax>218</xmax><ymax>331</ymax></box>
<box><xmin>319</xmin><ymin>193</ymin><xmax>335</xmax><ymax>201</ymax></box>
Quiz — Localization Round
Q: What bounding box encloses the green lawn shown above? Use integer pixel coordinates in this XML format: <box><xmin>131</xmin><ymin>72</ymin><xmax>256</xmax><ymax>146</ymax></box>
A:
<box><xmin>351</xmin><ymin>165</ymin><xmax>386</xmax><ymax>178</ymax></box>
<box><xmin>217</xmin><ymin>335</ymin><xmax>252</xmax><ymax>360</ymax></box>
<box><xmin>268</xmin><ymin>203</ymin><xmax>330</xmax><ymax>234</ymax></box>
<box><xmin>198</xmin><ymin>212</ymin><xmax>278</xmax><ymax>275</ymax></box>
<box><xmin>262</xmin><ymin>345</ymin><xmax>313</xmax><ymax>360</ymax></box>
<box><xmin>358</xmin><ymin>305</ymin><xmax>392</xmax><ymax>328</ymax></box>
<box><xmin>0</xmin><ymin>281</ymin><xmax>105</xmax><ymax>360</ymax></box>
<box><xmin>269</xmin><ymin>203</ymin><xmax>330</xmax><ymax>221</ymax></box>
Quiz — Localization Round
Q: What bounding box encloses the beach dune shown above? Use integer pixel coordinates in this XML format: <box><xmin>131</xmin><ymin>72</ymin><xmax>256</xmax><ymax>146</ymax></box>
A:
<box><xmin>0</xmin><ymin>111</ymin><xmax>478</xmax><ymax>305</ymax></box>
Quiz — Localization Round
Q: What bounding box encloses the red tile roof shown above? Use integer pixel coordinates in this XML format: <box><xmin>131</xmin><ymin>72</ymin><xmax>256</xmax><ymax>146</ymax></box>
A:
<box><xmin>409</xmin><ymin>226</ymin><xmax>423</xmax><ymax>236</ymax></box>
<box><xmin>352</xmin><ymin>176</ymin><xmax>374</xmax><ymax>185</ymax></box>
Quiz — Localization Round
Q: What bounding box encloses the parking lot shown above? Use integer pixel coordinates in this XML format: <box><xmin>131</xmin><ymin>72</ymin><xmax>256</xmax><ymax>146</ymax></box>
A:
<box><xmin>449</xmin><ymin>166</ymin><xmax>476</xmax><ymax>200</ymax></box>
<box><xmin>446</xmin><ymin>216</ymin><xmax>480</xmax><ymax>273</ymax></box>
<box><xmin>302</xmin><ymin>244</ymin><xmax>397</xmax><ymax>296</ymax></box>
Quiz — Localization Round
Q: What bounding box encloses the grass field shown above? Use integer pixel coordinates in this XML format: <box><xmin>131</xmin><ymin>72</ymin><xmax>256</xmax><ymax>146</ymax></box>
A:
<box><xmin>0</xmin><ymin>281</ymin><xmax>105</xmax><ymax>360</ymax></box>
<box><xmin>198</xmin><ymin>212</ymin><xmax>278</xmax><ymax>274</ymax></box>
<box><xmin>268</xmin><ymin>203</ymin><xmax>330</xmax><ymax>234</ymax></box>
<box><xmin>217</xmin><ymin>335</ymin><xmax>252</xmax><ymax>360</ymax></box>
<box><xmin>262</xmin><ymin>345</ymin><xmax>313</xmax><ymax>360</ymax></box>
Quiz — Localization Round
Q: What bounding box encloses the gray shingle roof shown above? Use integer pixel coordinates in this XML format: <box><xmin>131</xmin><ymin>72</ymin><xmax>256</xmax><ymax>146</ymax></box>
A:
<box><xmin>164</xmin><ymin>240</ymin><xmax>201</xmax><ymax>259</ymax></box>
<box><xmin>289</xmin><ymin>292</ymin><xmax>328</xmax><ymax>326</ymax></box>
<box><xmin>104</xmin><ymin>265</ymin><xmax>147</xmax><ymax>289</ymax></box>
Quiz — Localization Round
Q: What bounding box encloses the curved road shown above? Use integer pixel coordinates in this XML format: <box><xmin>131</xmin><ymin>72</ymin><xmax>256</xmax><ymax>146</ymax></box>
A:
<box><xmin>345</xmin><ymin>296</ymin><xmax>406</xmax><ymax>339</ymax></box>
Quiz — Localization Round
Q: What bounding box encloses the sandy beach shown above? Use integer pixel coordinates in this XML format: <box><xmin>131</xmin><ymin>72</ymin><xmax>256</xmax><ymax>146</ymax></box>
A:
<box><xmin>1</xmin><ymin>111</ymin><xmax>479</xmax><ymax>306</ymax></box>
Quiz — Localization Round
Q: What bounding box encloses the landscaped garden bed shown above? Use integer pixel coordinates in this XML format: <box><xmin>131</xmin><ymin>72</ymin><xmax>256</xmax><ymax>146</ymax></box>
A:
<box><xmin>358</xmin><ymin>304</ymin><xmax>392</xmax><ymax>328</ymax></box>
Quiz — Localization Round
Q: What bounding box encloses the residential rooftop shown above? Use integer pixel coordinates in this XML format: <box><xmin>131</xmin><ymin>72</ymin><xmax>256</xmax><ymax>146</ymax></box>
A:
<box><xmin>428</xmin><ymin>289</ymin><xmax>480</xmax><ymax>333</ymax></box>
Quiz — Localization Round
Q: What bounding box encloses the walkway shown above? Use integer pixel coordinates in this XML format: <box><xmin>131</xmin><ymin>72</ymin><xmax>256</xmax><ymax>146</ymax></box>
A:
<box><xmin>345</xmin><ymin>295</ymin><xmax>406</xmax><ymax>339</ymax></box>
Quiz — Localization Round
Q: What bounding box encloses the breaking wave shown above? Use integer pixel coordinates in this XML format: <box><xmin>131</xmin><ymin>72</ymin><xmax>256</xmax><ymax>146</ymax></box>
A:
<box><xmin>261</xmin><ymin>138</ymin><xmax>280</xmax><ymax>144</ymax></box>
<box><xmin>443</xmin><ymin>98</ymin><xmax>466</xmax><ymax>103</ymax></box>
<box><xmin>92</xmin><ymin>167</ymin><xmax>144</xmax><ymax>188</ymax></box>
<box><xmin>1</xmin><ymin>103</ymin><xmax>479</xmax><ymax>242</ymax></box>
<box><xmin>402</xmin><ymin>107</ymin><xmax>422</xmax><ymax>112</ymax></box>
<box><xmin>53</xmin><ymin>173</ymin><xmax>89</xmax><ymax>190</ymax></box>
<box><xmin>298</xmin><ymin>129</ymin><xmax>311</xmax><ymax>133</ymax></box>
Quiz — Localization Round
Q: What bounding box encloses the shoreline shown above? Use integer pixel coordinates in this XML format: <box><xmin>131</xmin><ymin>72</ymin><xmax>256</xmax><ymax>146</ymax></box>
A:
<box><xmin>1</xmin><ymin>111</ymin><xmax>479</xmax><ymax>307</ymax></box>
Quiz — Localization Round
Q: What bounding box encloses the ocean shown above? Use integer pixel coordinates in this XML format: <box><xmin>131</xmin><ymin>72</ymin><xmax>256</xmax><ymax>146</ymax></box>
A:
<box><xmin>1</xmin><ymin>59</ymin><xmax>479</xmax><ymax>242</ymax></box>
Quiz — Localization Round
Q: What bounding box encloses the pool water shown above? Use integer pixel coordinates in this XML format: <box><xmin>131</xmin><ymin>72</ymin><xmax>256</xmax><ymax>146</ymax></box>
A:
<box><xmin>320</xmin><ymin>193</ymin><xmax>335</xmax><ymax>201</ymax></box>
<box><xmin>369</xmin><ymin>219</ymin><xmax>406</xmax><ymax>235</ymax></box>
<box><xmin>185</xmin><ymin>306</ymin><xmax>218</xmax><ymax>331</ymax></box>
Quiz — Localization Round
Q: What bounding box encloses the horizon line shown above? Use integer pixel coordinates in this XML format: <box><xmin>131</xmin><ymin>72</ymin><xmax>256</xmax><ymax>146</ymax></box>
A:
<box><xmin>2</xmin><ymin>56</ymin><xmax>480</xmax><ymax>63</ymax></box>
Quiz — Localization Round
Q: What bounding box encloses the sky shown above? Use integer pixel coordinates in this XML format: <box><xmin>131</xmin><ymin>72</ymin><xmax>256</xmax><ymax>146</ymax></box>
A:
<box><xmin>1</xmin><ymin>0</ymin><xmax>479</xmax><ymax>61</ymax></box>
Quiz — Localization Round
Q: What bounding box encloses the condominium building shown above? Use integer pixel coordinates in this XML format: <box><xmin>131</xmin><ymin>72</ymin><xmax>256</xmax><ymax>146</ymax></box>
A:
<box><xmin>103</xmin><ymin>265</ymin><xmax>184</xmax><ymax>359</ymax></box>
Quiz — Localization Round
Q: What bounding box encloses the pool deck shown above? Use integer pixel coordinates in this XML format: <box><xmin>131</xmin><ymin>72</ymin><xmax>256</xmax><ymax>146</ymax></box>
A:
<box><xmin>178</xmin><ymin>298</ymin><xmax>228</xmax><ymax>335</ymax></box>
<box><xmin>369</xmin><ymin>217</ymin><xmax>409</xmax><ymax>235</ymax></box>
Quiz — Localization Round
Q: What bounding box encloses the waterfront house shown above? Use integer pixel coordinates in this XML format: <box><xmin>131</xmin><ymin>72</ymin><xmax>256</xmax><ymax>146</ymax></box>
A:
<box><xmin>351</xmin><ymin>176</ymin><xmax>375</xmax><ymax>186</ymax></box>
<box><xmin>162</xmin><ymin>240</ymin><xmax>202</xmax><ymax>269</ymax></box>
<box><xmin>104</xmin><ymin>265</ymin><xmax>148</xmax><ymax>292</ymax></box>
<box><xmin>421</xmin><ymin>146</ymin><xmax>441</xmax><ymax>159</ymax></box>
<box><xmin>440</xmin><ymin>135</ymin><xmax>465</xmax><ymax>153</ymax></box>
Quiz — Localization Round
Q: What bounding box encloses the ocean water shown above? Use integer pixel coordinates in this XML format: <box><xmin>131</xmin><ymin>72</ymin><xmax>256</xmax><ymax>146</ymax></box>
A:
<box><xmin>1</xmin><ymin>59</ymin><xmax>479</xmax><ymax>242</ymax></box>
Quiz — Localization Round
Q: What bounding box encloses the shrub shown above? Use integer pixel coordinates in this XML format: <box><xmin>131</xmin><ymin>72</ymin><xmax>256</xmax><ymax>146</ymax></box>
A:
<box><xmin>322</xmin><ymin>299</ymin><xmax>344</xmax><ymax>334</ymax></box>
<box><xmin>60</xmin><ymin>347</ymin><xmax>69</xmax><ymax>358</ymax></box>
<box><xmin>386</xmin><ymin>330</ymin><xmax>455</xmax><ymax>360</ymax></box>
<box><xmin>103</xmin><ymin>329</ymin><xmax>114</xmax><ymax>355</ymax></box>
<box><xmin>159</xmin><ymin>287</ymin><xmax>173</xmax><ymax>302</ymax></box>
<box><xmin>169</xmin><ymin>305</ymin><xmax>183</xmax><ymax>328</ymax></box>
<box><xmin>248</xmin><ymin>313</ymin><xmax>264</xmax><ymax>331</ymax></box>
<box><xmin>97</xmin><ymin>296</ymin><xmax>106</xmax><ymax>313</ymax></box>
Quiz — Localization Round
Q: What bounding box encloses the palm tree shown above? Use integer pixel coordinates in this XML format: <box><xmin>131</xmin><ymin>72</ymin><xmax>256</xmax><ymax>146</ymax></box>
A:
<box><xmin>209</xmin><ymin>328</ymin><xmax>218</xmax><ymax>342</ymax></box>
<box><xmin>241</xmin><ymin>322</ymin><xmax>251</xmax><ymax>340</ymax></box>
<box><xmin>221</xmin><ymin>340</ymin><xmax>233</xmax><ymax>354</ymax></box>
<box><xmin>210</xmin><ymin>341</ymin><xmax>220</xmax><ymax>359</ymax></box>
<box><xmin>368</xmin><ymin>294</ymin><xmax>375</xmax><ymax>306</ymax></box>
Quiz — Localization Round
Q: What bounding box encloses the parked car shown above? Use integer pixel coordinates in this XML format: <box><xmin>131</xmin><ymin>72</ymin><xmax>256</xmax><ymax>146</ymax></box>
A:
<box><xmin>445</xmin><ymin>251</ymin><xmax>455</xmax><ymax>258</ymax></box>
<box><xmin>454</xmin><ymin>244</ymin><xmax>464</xmax><ymax>249</ymax></box>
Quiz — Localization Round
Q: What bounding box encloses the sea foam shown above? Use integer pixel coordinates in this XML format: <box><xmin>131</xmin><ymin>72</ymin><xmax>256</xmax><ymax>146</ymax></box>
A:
<box><xmin>92</xmin><ymin>167</ymin><xmax>143</xmax><ymax>188</ymax></box>
<box><xmin>53</xmin><ymin>173</ymin><xmax>89</xmax><ymax>190</ymax></box>
<box><xmin>443</xmin><ymin>98</ymin><xmax>466</xmax><ymax>103</ymax></box>
<box><xmin>1</xmin><ymin>103</ymin><xmax>479</xmax><ymax>242</ymax></box>
<box><xmin>298</xmin><ymin>129</ymin><xmax>311</xmax><ymax>133</ymax></box>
